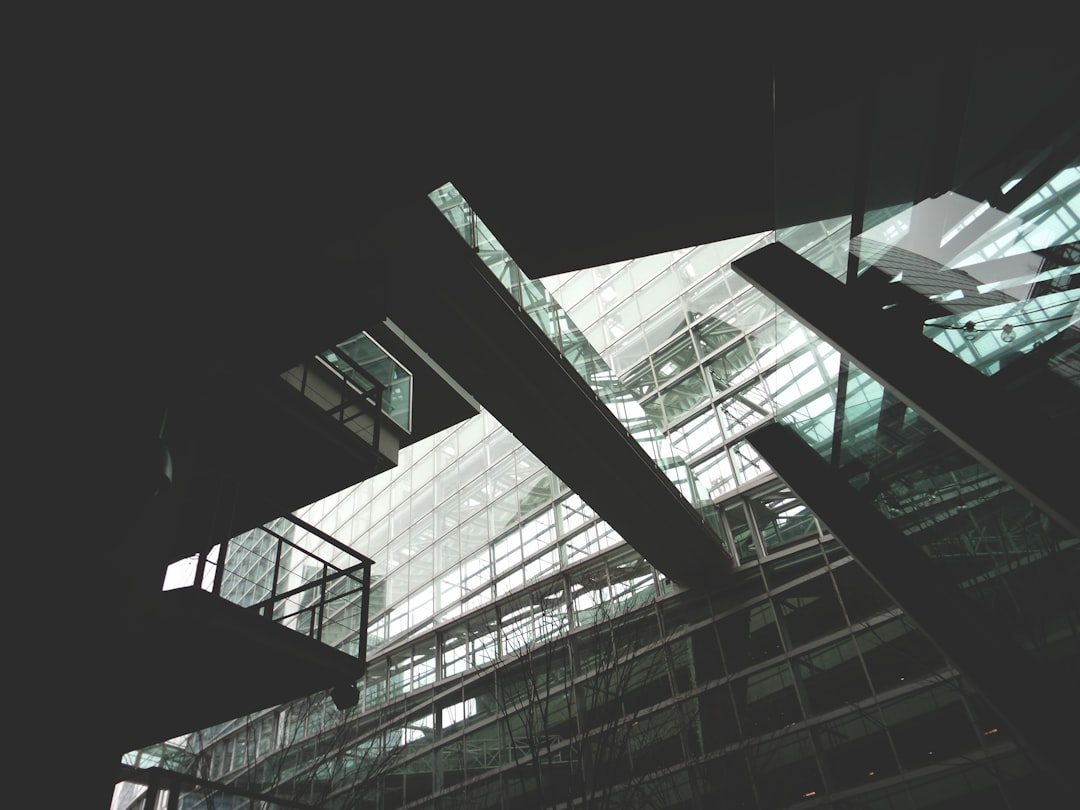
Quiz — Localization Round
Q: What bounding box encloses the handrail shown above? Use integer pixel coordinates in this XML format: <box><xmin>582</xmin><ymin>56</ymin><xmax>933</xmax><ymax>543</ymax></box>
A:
<box><xmin>259</xmin><ymin>520</ymin><xmax>375</xmax><ymax>574</ymax></box>
<box><xmin>180</xmin><ymin>512</ymin><xmax>373</xmax><ymax>661</ymax></box>
<box><xmin>321</xmin><ymin>331</ymin><xmax>414</xmax><ymax>433</ymax></box>
<box><xmin>281</xmin><ymin>511</ymin><xmax>377</xmax><ymax>567</ymax></box>
<box><xmin>321</xmin><ymin>345</ymin><xmax>384</xmax><ymax>393</ymax></box>
<box><xmin>249</xmin><ymin>562</ymin><xmax>366</xmax><ymax>614</ymax></box>
<box><xmin>288</xmin><ymin>354</ymin><xmax>385</xmax><ymax>458</ymax></box>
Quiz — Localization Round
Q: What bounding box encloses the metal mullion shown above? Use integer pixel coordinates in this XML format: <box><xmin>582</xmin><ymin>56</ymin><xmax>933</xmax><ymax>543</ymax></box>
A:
<box><xmin>317</xmin><ymin>562</ymin><xmax>328</xmax><ymax>642</ymax></box>
<box><xmin>284</xmin><ymin>512</ymin><xmax>376</xmax><ymax>566</ymax></box>
<box><xmin>732</xmin><ymin>242</ymin><xmax>1080</xmax><ymax>537</ymax></box>
<box><xmin>358</xmin><ymin>562</ymin><xmax>372</xmax><ymax>662</ymax></box>
<box><xmin>747</xmin><ymin>421</ymin><xmax>1079</xmax><ymax>797</ymax></box>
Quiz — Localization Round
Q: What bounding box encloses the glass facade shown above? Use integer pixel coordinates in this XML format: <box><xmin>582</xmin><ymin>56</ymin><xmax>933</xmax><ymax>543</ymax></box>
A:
<box><xmin>113</xmin><ymin>112</ymin><xmax>1075</xmax><ymax>807</ymax></box>
<box><xmin>768</xmin><ymin>152</ymin><xmax>1080</xmax><ymax>674</ymax></box>
<box><xmin>116</xmin><ymin>165</ymin><xmax>1075</xmax><ymax>806</ymax></box>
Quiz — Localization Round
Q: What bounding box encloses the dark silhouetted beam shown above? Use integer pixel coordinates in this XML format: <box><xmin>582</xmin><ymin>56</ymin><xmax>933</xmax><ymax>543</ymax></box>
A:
<box><xmin>733</xmin><ymin>242</ymin><xmax>1079</xmax><ymax>536</ymax></box>
<box><xmin>748</xmin><ymin>421</ymin><xmax>1078</xmax><ymax>795</ymax></box>
<box><xmin>378</xmin><ymin>200</ymin><xmax>732</xmax><ymax>588</ymax></box>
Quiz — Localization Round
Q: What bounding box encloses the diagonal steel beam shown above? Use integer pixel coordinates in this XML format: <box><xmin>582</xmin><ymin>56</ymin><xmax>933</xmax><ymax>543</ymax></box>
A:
<box><xmin>375</xmin><ymin>199</ymin><xmax>732</xmax><ymax>588</ymax></box>
<box><xmin>747</xmin><ymin>421</ymin><xmax>1079</xmax><ymax>795</ymax></box>
<box><xmin>732</xmin><ymin>242</ymin><xmax>1079</xmax><ymax>536</ymax></box>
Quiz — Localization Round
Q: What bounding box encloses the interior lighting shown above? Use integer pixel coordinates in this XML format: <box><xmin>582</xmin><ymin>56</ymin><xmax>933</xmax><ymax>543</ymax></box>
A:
<box><xmin>932</xmin><ymin>313</ymin><xmax>1072</xmax><ymax>341</ymax></box>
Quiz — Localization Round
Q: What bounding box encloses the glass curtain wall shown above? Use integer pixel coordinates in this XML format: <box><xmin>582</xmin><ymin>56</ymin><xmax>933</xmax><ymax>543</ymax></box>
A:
<box><xmin>429</xmin><ymin>182</ymin><xmax>723</xmax><ymax>528</ymax></box>
<box><xmin>771</xmin><ymin>169</ymin><xmax>1080</xmax><ymax>671</ymax></box>
<box><xmin>119</xmin><ymin>189</ymin><xmax>1066</xmax><ymax>808</ymax></box>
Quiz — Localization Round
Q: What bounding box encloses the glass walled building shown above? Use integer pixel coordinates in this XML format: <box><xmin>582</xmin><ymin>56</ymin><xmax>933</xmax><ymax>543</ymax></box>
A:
<box><xmin>116</xmin><ymin>142</ymin><xmax>1078</xmax><ymax>809</ymax></box>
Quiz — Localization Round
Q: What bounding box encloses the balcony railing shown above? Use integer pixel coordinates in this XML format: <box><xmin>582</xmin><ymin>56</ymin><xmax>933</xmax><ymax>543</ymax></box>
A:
<box><xmin>164</xmin><ymin>513</ymin><xmax>374</xmax><ymax>662</ymax></box>
<box><xmin>321</xmin><ymin>331</ymin><xmax>413</xmax><ymax>433</ymax></box>
<box><xmin>281</xmin><ymin>353</ymin><xmax>388</xmax><ymax>458</ymax></box>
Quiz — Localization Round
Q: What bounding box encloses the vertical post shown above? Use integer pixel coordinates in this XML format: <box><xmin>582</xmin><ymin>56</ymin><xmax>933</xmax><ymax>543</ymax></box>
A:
<box><xmin>269</xmin><ymin>530</ymin><xmax>284</xmax><ymax>618</ymax></box>
<box><xmin>141</xmin><ymin>779</ymin><xmax>159</xmax><ymax>810</ymax></box>
<box><xmin>317</xmin><ymin>562</ymin><xmax>328</xmax><ymax>642</ymax></box>
<box><xmin>359</xmin><ymin>561</ymin><xmax>372</xmax><ymax>662</ymax></box>
<box><xmin>372</xmin><ymin>385</ymin><xmax>383</xmax><ymax>456</ymax></box>
<box><xmin>212</xmin><ymin>476</ymin><xmax>239</xmax><ymax>596</ymax></box>
<box><xmin>193</xmin><ymin>548</ymin><xmax>208</xmax><ymax>593</ymax></box>
<box><xmin>211</xmin><ymin>536</ymin><xmax>229</xmax><ymax>597</ymax></box>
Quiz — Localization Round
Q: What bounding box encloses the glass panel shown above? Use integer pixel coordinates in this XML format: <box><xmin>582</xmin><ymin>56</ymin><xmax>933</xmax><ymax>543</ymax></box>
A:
<box><xmin>749</xmin><ymin>485</ymin><xmax>818</xmax><ymax>554</ymax></box>
<box><xmin>670</xmin><ymin>408</ymin><xmax>724</xmax><ymax>461</ymax></box>
<box><xmin>855</xmin><ymin>616</ymin><xmax>946</xmax><ymax>694</ymax></box>
<box><xmin>705</xmin><ymin>338</ymin><xmax>758</xmax><ymax>393</ymax></box>
<box><xmin>786</xmin><ymin>355</ymin><xmax>1080</xmax><ymax>663</ymax></box>
<box><xmin>880</xmin><ymin>681</ymin><xmax>978</xmax><ymax>770</ymax></box>
<box><xmin>832</xmin><ymin>561</ymin><xmax>895</xmax><ymax>624</ymax></box>
<box><xmin>322</xmin><ymin>330</ymin><xmax>413</xmax><ymax>432</ymax></box>
<box><xmin>796</xmin><ymin>636</ymin><xmax>871</xmax><ymax>713</ymax></box>
<box><xmin>652</xmin><ymin>333</ymin><xmax>698</xmax><ymax>385</ymax></box>
<box><xmin>725</xmin><ymin>501</ymin><xmax>757</xmax><ymax>564</ymax></box>
<box><xmin>761</xmin><ymin>543</ymin><xmax>826</xmax><ymax>591</ymax></box>
<box><xmin>816</xmin><ymin>709</ymin><xmax>898</xmax><ymax>790</ymax></box>
<box><xmin>776</xmin><ymin>216</ymin><xmax>852</xmax><ymax>278</ymax></box>
<box><xmin>717</xmin><ymin>379</ymin><xmax>772</xmax><ymax>438</ymax></box>
<box><xmin>717</xmin><ymin>602</ymin><xmax>783</xmax><ymax>672</ymax></box>
<box><xmin>694</xmin><ymin>450</ymin><xmax>737</xmax><ymax>502</ymax></box>
<box><xmin>733</xmin><ymin>662</ymin><xmax>801</xmax><ymax>736</ymax></box>
<box><xmin>658</xmin><ymin>369</ymin><xmax>711</xmax><ymax>425</ymax></box>
<box><xmin>747</xmin><ymin>730</ymin><xmax>822</xmax><ymax>807</ymax></box>
<box><xmin>774</xmin><ymin>573</ymin><xmax>846</xmax><ymax>648</ymax></box>
<box><xmin>698</xmin><ymin>685</ymin><xmax>742</xmax><ymax>751</ymax></box>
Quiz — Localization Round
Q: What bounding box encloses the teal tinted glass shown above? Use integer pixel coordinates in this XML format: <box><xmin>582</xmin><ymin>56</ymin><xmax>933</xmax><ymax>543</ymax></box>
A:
<box><xmin>429</xmin><ymin>183</ymin><xmax>724</xmax><ymax>539</ymax></box>
<box><xmin>323</xmin><ymin>331</ymin><xmax>413</xmax><ymax>432</ymax></box>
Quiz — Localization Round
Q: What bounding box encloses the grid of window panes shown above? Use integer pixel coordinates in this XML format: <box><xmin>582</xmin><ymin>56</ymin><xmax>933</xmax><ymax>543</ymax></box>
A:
<box><xmin>148</xmin><ymin>222</ymin><xmax>868</xmax><ymax>802</ymax></box>
<box><xmin>541</xmin><ymin>220</ymin><xmax>849</xmax><ymax>505</ymax></box>
<box><xmin>149</xmin><ymin>191</ymin><xmax>1069</xmax><ymax>807</ymax></box>
<box><xmin>181</xmin><ymin>534</ymin><xmax>1046</xmax><ymax>810</ymax></box>
<box><xmin>170</xmin><ymin>358</ymin><xmax>1049</xmax><ymax>808</ymax></box>
<box><xmin>217</xmin><ymin>521</ymin><xmax>292</xmax><ymax>609</ymax></box>
<box><xmin>430</xmin><ymin>182</ymin><xmax>724</xmax><ymax>522</ymax></box>
<box><xmin>287</xmin><ymin>217</ymin><xmax>856</xmax><ymax>659</ymax></box>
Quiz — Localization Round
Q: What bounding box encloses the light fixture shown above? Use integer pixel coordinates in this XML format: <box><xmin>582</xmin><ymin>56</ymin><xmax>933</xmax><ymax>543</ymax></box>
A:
<box><xmin>1001</xmin><ymin>324</ymin><xmax>1016</xmax><ymax>343</ymax></box>
<box><xmin>962</xmin><ymin>321</ymin><xmax>978</xmax><ymax>341</ymax></box>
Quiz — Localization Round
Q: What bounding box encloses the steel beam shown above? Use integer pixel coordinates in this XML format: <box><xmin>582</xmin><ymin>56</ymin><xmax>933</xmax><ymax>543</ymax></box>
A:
<box><xmin>377</xmin><ymin>200</ymin><xmax>733</xmax><ymax>588</ymax></box>
<box><xmin>748</xmin><ymin>421</ymin><xmax>1078</xmax><ymax>794</ymax></box>
<box><xmin>732</xmin><ymin>242</ymin><xmax>1079</xmax><ymax>536</ymax></box>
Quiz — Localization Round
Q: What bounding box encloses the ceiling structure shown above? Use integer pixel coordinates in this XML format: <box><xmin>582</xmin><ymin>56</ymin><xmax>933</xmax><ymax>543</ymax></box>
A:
<box><xmin>28</xmin><ymin>28</ymin><xmax>1078</xmax><ymax>805</ymax></box>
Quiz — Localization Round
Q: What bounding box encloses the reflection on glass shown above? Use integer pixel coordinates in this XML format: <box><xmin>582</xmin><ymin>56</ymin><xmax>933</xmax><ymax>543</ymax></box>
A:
<box><xmin>322</xmin><ymin>331</ymin><xmax>413</xmax><ymax>432</ymax></box>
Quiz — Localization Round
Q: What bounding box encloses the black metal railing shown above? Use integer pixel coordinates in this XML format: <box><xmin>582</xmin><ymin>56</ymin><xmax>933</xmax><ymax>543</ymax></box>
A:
<box><xmin>185</xmin><ymin>513</ymin><xmax>374</xmax><ymax>662</ymax></box>
<box><xmin>284</xmin><ymin>352</ymin><xmax>386</xmax><ymax>458</ymax></box>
